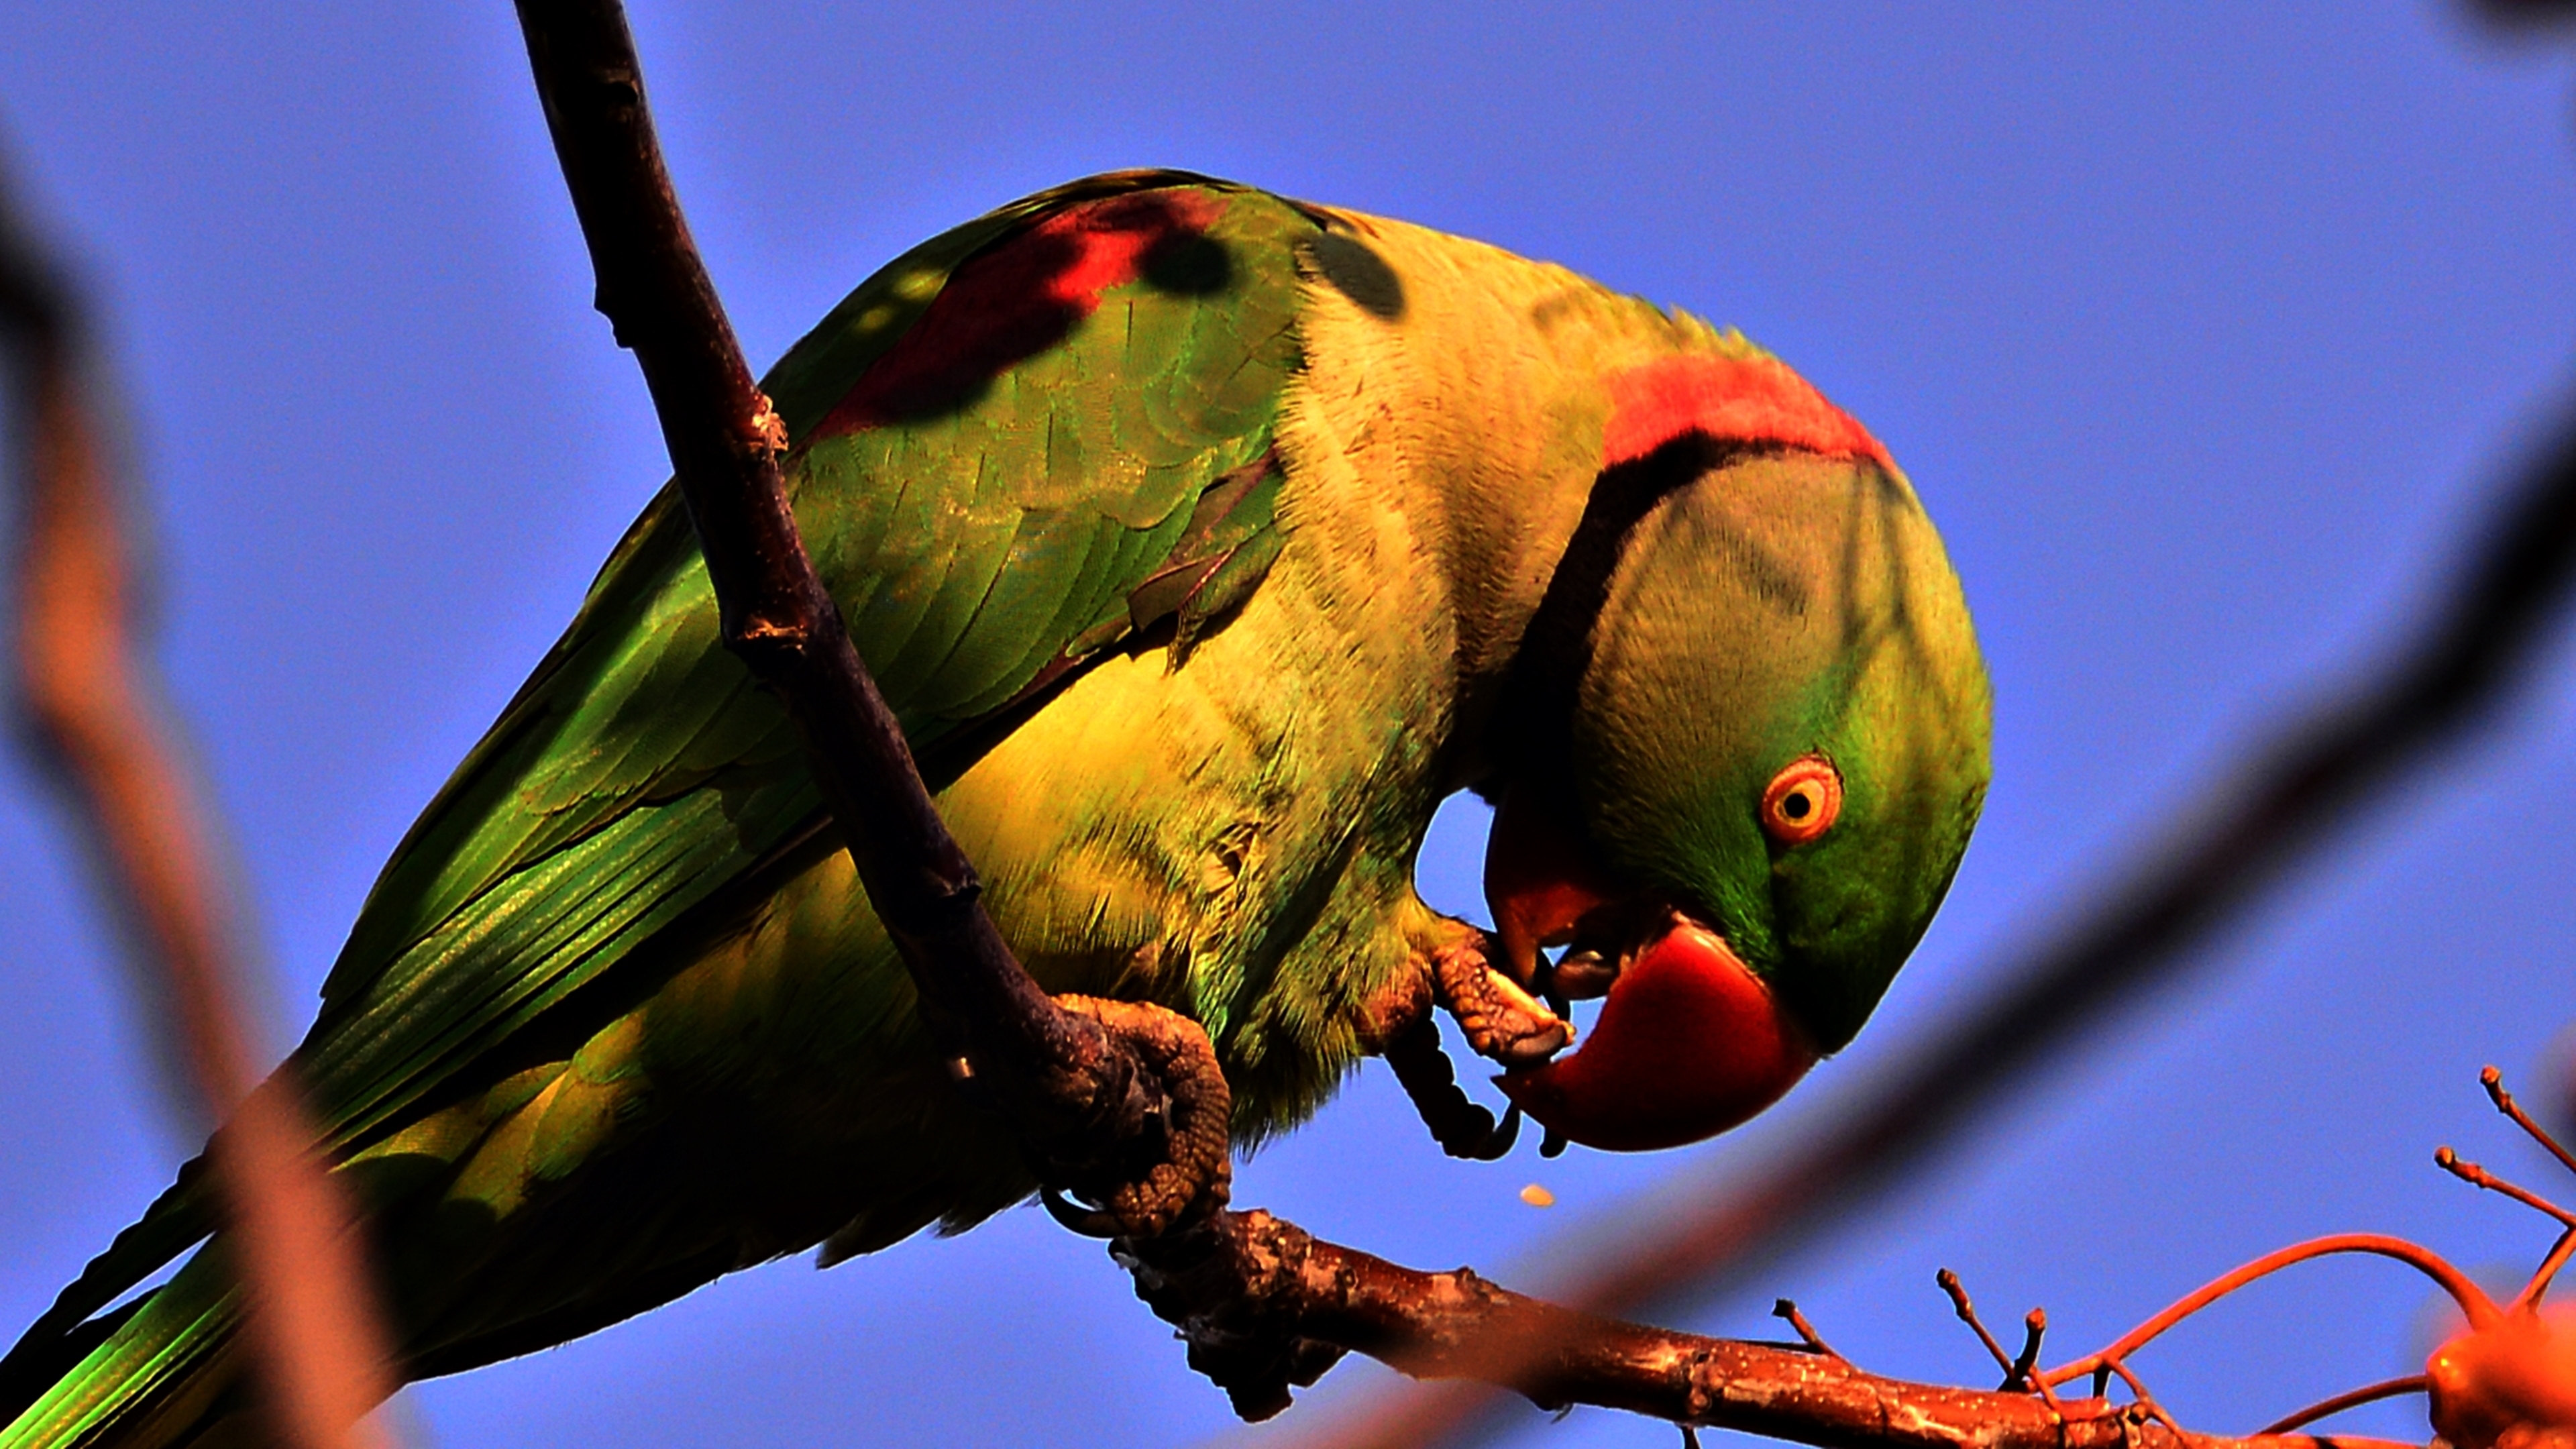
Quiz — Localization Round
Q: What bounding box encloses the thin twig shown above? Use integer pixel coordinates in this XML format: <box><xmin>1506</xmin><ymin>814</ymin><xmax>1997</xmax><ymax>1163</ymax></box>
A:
<box><xmin>2008</xmin><ymin>1309</ymin><xmax>2049</xmax><ymax>1399</ymax></box>
<box><xmin>2041</xmin><ymin>1234</ymin><xmax>2500</xmax><ymax>1390</ymax></box>
<box><xmin>1936</xmin><ymin>1269</ymin><xmax>2021</xmax><ymax>1384</ymax></box>
<box><xmin>1772</xmin><ymin>1299</ymin><xmax>1840</xmax><ymax>1358</ymax></box>
<box><xmin>2257</xmin><ymin>1376</ymin><xmax>2428</xmax><ymax>1436</ymax></box>
<box><xmin>0</xmin><ymin>154</ymin><xmax>399</xmax><ymax>1449</ymax></box>
<box><xmin>2483</xmin><ymin>1065</ymin><xmax>2576</xmax><ymax>1180</ymax></box>
<box><xmin>2514</xmin><ymin>1226</ymin><xmax>2576</xmax><ymax>1309</ymax></box>
<box><xmin>2100</xmin><ymin>1357</ymin><xmax>2188</xmax><ymax>1442</ymax></box>
<box><xmin>2435</xmin><ymin>1145</ymin><xmax>2576</xmax><ymax>1226</ymax></box>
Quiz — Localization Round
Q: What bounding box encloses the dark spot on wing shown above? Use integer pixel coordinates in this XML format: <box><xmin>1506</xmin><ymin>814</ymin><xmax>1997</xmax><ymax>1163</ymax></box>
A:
<box><xmin>818</xmin><ymin>189</ymin><xmax>1230</xmax><ymax>430</ymax></box>
<box><xmin>1140</xmin><ymin>228</ymin><xmax>1233</xmax><ymax>296</ymax></box>
<box><xmin>1304</xmin><ymin>231</ymin><xmax>1405</xmax><ymax>321</ymax></box>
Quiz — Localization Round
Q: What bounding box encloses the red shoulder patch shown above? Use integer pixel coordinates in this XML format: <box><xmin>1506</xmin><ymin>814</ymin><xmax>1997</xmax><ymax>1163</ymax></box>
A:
<box><xmin>819</xmin><ymin>189</ymin><xmax>1230</xmax><ymax>434</ymax></box>
<box><xmin>1602</xmin><ymin>354</ymin><xmax>1890</xmax><ymax>470</ymax></box>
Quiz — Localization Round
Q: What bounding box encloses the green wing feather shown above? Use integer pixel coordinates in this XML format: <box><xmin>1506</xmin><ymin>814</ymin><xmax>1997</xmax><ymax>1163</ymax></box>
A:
<box><xmin>1</xmin><ymin>170</ymin><xmax>1316</xmax><ymax>1448</ymax></box>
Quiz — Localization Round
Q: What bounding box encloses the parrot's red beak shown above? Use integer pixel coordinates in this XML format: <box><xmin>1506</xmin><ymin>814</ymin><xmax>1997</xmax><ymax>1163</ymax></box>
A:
<box><xmin>1495</xmin><ymin>918</ymin><xmax>1815</xmax><ymax>1150</ymax></box>
<box><xmin>1483</xmin><ymin>790</ymin><xmax>1819</xmax><ymax>1152</ymax></box>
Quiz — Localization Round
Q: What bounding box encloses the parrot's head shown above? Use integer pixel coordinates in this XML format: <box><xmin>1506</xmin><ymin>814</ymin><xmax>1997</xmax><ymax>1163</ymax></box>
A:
<box><xmin>1487</xmin><ymin>352</ymin><xmax>1991</xmax><ymax>1152</ymax></box>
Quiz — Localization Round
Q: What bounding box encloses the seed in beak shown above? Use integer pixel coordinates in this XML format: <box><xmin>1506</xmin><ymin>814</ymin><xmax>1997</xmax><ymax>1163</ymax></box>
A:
<box><xmin>1548</xmin><ymin>949</ymin><xmax>1618</xmax><ymax>1000</ymax></box>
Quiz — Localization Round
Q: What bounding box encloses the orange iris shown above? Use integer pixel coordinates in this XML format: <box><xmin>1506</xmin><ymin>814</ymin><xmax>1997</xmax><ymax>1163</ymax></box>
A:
<box><xmin>1761</xmin><ymin>755</ymin><xmax>1841</xmax><ymax>845</ymax></box>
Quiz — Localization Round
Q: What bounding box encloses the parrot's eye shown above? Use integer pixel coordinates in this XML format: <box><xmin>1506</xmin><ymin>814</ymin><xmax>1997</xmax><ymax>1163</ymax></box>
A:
<box><xmin>1760</xmin><ymin>755</ymin><xmax>1841</xmax><ymax>845</ymax></box>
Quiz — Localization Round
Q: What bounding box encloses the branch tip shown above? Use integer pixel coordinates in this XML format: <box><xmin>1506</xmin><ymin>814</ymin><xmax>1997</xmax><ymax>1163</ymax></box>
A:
<box><xmin>2437</xmin><ymin>1143</ymin><xmax>2576</xmax><ymax>1226</ymax></box>
<box><xmin>1939</xmin><ymin>1267</ymin><xmax>2035</xmax><ymax>1395</ymax></box>
<box><xmin>1770</xmin><ymin>1298</ymin><xmax>1840</xmax><ymax>1358</ymax></box>
<box><xmin>2480</xmin><ymin>1065</ymin><xmax>2576</xmax><ymax>1181</ymax></box>
<box><xmin>2007</xmin><ymin>1308</ymin><xmax>2049</xmax><ymax>1396</ymax></box>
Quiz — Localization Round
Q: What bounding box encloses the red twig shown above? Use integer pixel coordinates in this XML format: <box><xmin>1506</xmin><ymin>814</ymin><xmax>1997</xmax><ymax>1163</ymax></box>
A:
<box><xmin>2514</xmin><ymin>1228</ymin><xmax>2576</xmax><ymax>1309</ymax></box>
<box><xmin>2257</xmin><ymin>1376</ymin><xmax>2430</xmax><ymax>1436</ymax></box>
<box><xmin>2435</xmin><ymin>1146</ymin><xmax>2576</xmax><ymax>1227</ymax></box>
<box><xmin>2041</xmin><ymin>1234</ymin><xmax>2502</xmax><ymax>1391</ymax></box>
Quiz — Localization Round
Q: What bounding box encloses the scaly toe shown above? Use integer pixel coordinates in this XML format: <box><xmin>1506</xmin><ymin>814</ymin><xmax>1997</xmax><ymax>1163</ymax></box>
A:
<box><xmin>1051</xmin><ymin>996</ymin><xmax>1234</xmax><ymax>1240</ymax></box>
<box><xmin>1432</xmin><ymin>942</ymin><xmax>1572</xmax><ymax>1067</ymax></box>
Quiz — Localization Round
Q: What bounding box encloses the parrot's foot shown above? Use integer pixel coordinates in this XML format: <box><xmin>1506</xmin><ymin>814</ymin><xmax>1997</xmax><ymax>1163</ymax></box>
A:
<box><xmin>1034</xmin><ymin>996</ymin><xmax>1232</xmax><ymax>1240</ymax></box>
<box><xmin>1431</xmin><ymin>934</ymin><xmax>1572</xmax><ymax>1069</ymax></box>
<box><xmin>1350</xmin><ymin>928</ymin><xmax>1558</xmax><ymax>1159</ymax></box>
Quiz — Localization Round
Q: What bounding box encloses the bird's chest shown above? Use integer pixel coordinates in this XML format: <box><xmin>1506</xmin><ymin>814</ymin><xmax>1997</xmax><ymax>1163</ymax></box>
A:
<box><xmin>928</xmin><ymin>457</ymin><xmax>1456</xmax><ymax>1069</ymax></box>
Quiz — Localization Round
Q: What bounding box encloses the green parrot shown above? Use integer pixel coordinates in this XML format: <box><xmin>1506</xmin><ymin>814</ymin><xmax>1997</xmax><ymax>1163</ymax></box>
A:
<box><xmin>0</xmin><ymin>169</ymin><xmax>1990</xmax><ymax>1446</ymax></box>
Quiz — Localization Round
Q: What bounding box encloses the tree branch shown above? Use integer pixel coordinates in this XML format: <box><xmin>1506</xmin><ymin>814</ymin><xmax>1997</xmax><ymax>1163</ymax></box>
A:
<box><xmin>0</xmin><ymin>152</ymin><xmax>398</xmax><ymax>1449</ymax></box>
<box><xmin>510</xmin><ymin>0</ymin><xmax>1183</xmax><ymax>1211</ymax></box>
<box><xmin>1132</xmin><ymin>1210</ymin><xmax>2409</xmax><ymax>1449</ymax></box>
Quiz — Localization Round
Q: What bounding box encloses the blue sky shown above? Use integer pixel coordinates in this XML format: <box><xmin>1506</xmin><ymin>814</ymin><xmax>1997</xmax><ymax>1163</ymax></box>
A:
<box><xmin>3</xmin><ymin>4</ymin><xmax>2575</xmax><ymax>1446</ymax></box>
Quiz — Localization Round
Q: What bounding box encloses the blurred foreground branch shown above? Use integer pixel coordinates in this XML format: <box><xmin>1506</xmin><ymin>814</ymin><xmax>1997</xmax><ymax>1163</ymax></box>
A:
<box><xmin>0</xmin><ymin>160</ymin><xmax>399</xmax><ymax>1448</ymax></box>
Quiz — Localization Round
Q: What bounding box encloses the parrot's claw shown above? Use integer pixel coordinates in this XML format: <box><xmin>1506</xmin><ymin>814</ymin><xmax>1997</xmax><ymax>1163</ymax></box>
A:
<box><xmin>1432</xmin><ymin>936</ymin><xmax>1573</xmax><ymax>1069</ymax></box>
<box><xmin>1040</xmin><ymin>1186</ymin><xmax>1125</xmax><ymax>1238</ymax></box>
<box><xmin>1035</xmin><ymin>996</ymin><xmax>1234</xmax><ymax>1240</ymax></box>
<box><xmin>1379</xmin><ymin>1015</ymin><xmax>1525</xmax><ymax>1160</ymax></box>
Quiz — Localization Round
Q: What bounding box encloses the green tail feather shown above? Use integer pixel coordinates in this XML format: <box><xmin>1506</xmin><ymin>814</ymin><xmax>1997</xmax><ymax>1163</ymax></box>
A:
<box><xmin>1</xmin><ymin>1251</ymin><xmax>239</xmax><ymax>1449</ymax></box>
